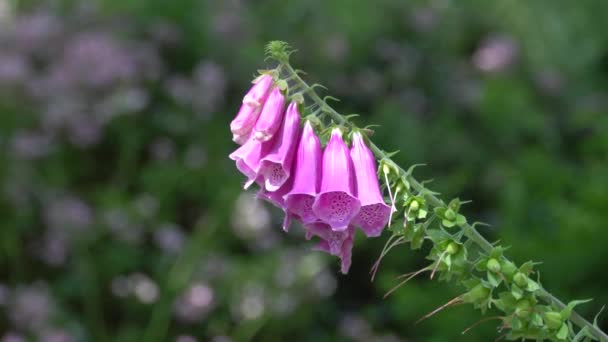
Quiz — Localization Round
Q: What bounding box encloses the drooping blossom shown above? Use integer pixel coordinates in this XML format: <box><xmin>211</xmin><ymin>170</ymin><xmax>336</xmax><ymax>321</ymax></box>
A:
<box><xmin>257</xmin><ymin>175</ymin><xmax>295</xmax><ymax>231</ymax></box>
<box><xmin>228</xmin><ymin>134</ymin><xmax>274</xmax><ymax>189</ymax></box>
<box><xmin>312</xmin><ymin>128</ymin><xmax>361</xmax><ymax>231</ymax></box>
<box><xmin>259</xmin><ymin>102</ymin><xmax>301</xmax><ymax>191</ymax></box>
<box><xmin>350</xmin><ymin>131</ymin><xmax>391</xmax><ymax>237</ymax></box>
<box><xmin>253</xmin><ymin>87</ymin><xmax>285</xmax><ymax>142</ymax></box>
<box><xmin>284</xmin><ymin>121</ymin><xmax>322</xmax><ymax>224</ymax></box>
<box><xmin>230</xmin><ymin>74</ymin><xmax>273</xmax><ymax>143</ymax></box>
<box><xmin>306</xmin><ymin>222</ymin><xmax>355</xmax><ymax>274</ymax></box>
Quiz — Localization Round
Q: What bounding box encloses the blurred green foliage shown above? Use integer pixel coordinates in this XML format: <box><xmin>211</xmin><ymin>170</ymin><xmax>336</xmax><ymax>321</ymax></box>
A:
<box><xmin>0</xmin><ymin>0</ymin><xmax>606</xmax><ymax>341</ymax></box>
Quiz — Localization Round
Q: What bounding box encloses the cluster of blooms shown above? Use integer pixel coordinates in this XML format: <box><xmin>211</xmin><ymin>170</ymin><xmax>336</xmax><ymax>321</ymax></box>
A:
<box><xmin>229</xmin><ymin>73</ymin><xmax>392</xmax><ymax>273</ymax></box>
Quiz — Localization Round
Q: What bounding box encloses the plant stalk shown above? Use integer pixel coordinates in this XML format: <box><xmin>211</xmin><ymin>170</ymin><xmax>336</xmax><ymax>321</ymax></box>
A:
<box><xmin>282</xmin><ymin>62</ymin><xmax>608</xmax><ymax>342</ymax></box>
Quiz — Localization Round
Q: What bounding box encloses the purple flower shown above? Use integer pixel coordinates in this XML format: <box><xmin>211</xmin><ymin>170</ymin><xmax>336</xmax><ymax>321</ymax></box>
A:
<box><xmin>350</xmin><ymin>132</ymin><xmax>391</xmax><ymax>237</ymax></box>
<box><xmin>306</xmin><ymin>222</ymin><xmax>355</xmax><ymax>274</ymax></box>
<box><xmin>257</xmin><ymin>176</ymin><xmax>294</xmax><ymax>231</ymax></box>
<box><xmin>284</xmin><ymin>121</ymin><xmax>322</xmax><ymax>224</ymax></box>
<box><xmin>312</xmin><ymin>128</ymin><xmax>361</xmax><ymax>231</ymax></box>
<box><xmin>230</xmin><ymin>74</ymin><xmax>273</xmax><ymax>142</ymax></box>
<box><xmin>253</xmin><ymin>87</ymin><xmax>285</xmax><ymax>142</ymax></box>
<box><xmin>228</xmin><ymin>134</ymin><xmax>274</xmax><ymax>189</ymax></box>
<box><xmin>259</xmin><ymin>102</ymin><xmax>301</xmax><ymax>191</ymax></box>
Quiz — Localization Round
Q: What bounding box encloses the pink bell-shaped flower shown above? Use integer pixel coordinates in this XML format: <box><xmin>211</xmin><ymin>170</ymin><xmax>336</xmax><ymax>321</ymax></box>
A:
<box><xmin>253</xmin><ymin>87</ymin><xmax>285</xmax><ymax>142</ymax></box>
<box><xmin>350</xmin><ymin>132</ymin><xmax>391</xmax><ymax>237</ymax></box>
<box><xmin>283</xmin><ymin>121</ymin><xmax>322</xmax><ymax>224</ymax></box>
<box><xmin>228</xmin><ymin>134</ymin><xmax>274</xmax><ymax>189</ymax></box>
<box><xmin>312</xmin><ymin>128</ymin><xmax>361</xmax><ymax>231</ymax></box>
<box><xmin>256</xmin><ymin>175</ymin><xmax>295</xmax><ymax>232</ymax></box>
<box><xmin>259</xmin><ymin>102</ymin><xmax>301</xmax><ymax>191</ymax></box>
<box><xmin>230</xmin><ymin>74</ymin><xmax>273</xmax><ymax>144</ymax></box>
<box><xmin>306</xmin><ymin>222</ymin><xmax>355</xmax><ymax>274</ymax></box>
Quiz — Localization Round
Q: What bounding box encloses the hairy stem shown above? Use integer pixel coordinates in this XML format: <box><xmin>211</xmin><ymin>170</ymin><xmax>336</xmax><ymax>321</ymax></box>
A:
<box><xmin>281</xmin><ymin>62</ymin><xmax>608</xmax><ymax>342</ymax></box>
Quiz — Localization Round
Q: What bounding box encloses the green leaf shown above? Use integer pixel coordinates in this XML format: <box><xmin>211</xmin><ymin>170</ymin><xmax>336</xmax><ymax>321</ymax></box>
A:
<box><xmin>556</xmin><ymin>323</ymin><xmax>569</xmax><ymax>340</ymax></box>
<box><xmin>560</xmin><ymin>299</ymin><xmax>593</xmax><ymax>320</ymax></box>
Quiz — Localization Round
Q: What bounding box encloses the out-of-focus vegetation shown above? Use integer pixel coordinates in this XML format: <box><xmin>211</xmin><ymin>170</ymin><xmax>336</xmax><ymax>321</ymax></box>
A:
<box><xmin>0</xmin><ymin>0</ymin><xmax>607</xmax><ymax>341</ymax></box>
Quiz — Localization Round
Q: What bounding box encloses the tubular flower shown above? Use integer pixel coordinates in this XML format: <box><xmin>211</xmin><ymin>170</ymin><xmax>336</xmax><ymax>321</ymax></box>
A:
<box><xmin>230</xmin><ymin>74</ymin><xmax>273</xmax><ymax>143</ymax></box>
<box><xmin>228</xmin><ymin>134</ymin><xmax>274</xmax><ymax>189</ymax></box>
<box><xmin>253</xmin><ymin>87</ymin><xmax>285</xmax><ymax>142</ymax></box>
<box><xmin>306</xmin><ymin>222</ymin><xmax>355</xmax><ymax>274</ymax></box>
<box><xmin>312</xmin><ymin>128</ymin><xmax>361</xmax><ymax>231</ymax></box>
<box><xmin>257</xmin><ymin>176</ymin><xmax>295</xmax><ymax>231</ymax></box>
<box><xmin>259</xmin><ymin>102</ymin><xmax>301</xmax><ymax>191</ymax></box>
<box><xmin>283</xmin><ymin>121</ymin><xmax>322</xmax><ymax>224</ymax></box>
<box><xmin>350</xmin><ymin>132</ymin><xmax>391</xmax><ymax>237</ymax></box>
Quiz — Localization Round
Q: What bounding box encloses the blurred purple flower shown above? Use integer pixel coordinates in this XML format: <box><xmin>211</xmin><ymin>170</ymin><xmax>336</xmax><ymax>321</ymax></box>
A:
<box><xmin>10</xmin><ymin>130</ymin><xmax>53</xmax><ymax>160</ymax></box>
<box><xmin>0</xmin><ymin>53</ymin><xmax>30</xmax><ymax>84</ymax></box>
<box><xmin>150</xmin><ymin>137</ymin><xmax>176</xmax><ymax>161</ymax></box>
<box><xmin>133</xmin><ymin>193</ymin><xmax>159</xmax><ymax>219</ymax></box>
<box><xmin>192</xmin><ymin>61</ymin><xmax>227</xmax><ymax>117</ymax></box>
<box><xmin>44</xmin><ymin>195</ymin><xmax>93</xmax><ymax>231</ymax></box>
<box><xmin>38</xmin><ymin>329</ymin><xmax>73</xmax><ymax>342</ymax></box>
<box><xmin>12</xmin><ymin>12</ymin><xmax>63</xmax><ymax>53</ymax></box>
<box><xmin>9</xmin><ymin>282</ymin><xmax>54</xmax><ymax>332</ymax></box>
<box><xmin>36</xmin><ymin>232</ymin><xmax>68</xmax><ymax>266</ymax></box>
<box><xmin>61</xmin><ymin>32</ymin><xmax>137</xmax><ymax>88</ymax></box>
<box><xmin>174</xmin><ymin>283</ymin><xmax>215</xmax><ymax>323</ymax></box>
<box><xmin>131</xmin><ymin>273</ymin><xmax>159</xmax><ymax>304</ymax></box>
<box><xmin>184</xmin><ymin>144</ymin><xmax>208</xmax><ymax>169</ymax></box>
<box><xmin>472</xmin><ymin>34</ymin><xmax>519</xmax><ymax>73</ymax></box>
<box><xmin>1</xmin><ymin>332</ymin><xmax>26</xmax><ymax>342</ymax></box>
<box><xmin>154</xmin><ymin>224</ymin><xmax>185</xmax><ymax>254</ymax></box>
<box><xmin>175</xmin><ymin>336</ymin><xmax>198</xmax><ymax>342</ymax></box>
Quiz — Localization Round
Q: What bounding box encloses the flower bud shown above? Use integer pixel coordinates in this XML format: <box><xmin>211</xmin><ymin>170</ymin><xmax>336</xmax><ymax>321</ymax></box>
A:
<box><xmin>543</xmin><ymin>311</ymin><xmax>563</xmax><ymax>330</ymax></box>
<box><xmin>409</xmin><ymin>200</ymin><xmax>420</xmax><ymax>211</ymax></box>
<box><xmin>515</xmin><ymin>299</ymin><xmax>533</xmax><ymax>319</ymax></box>
<box><xmin>501</xmin><ymin>260</ymin><xmax>517</xmax><ymax>277</ymax></box>
<box><xmin>486</xmin><ymin>258</ymin><xmax>501</xmax><ymax>273</ymax></box>
<box><xmin>445</xmin><ymin>242</ymin><xmax>459</xmax><ymax>255</ymax></box>
<box><xmin>464</xmin><ymin>284</ymin><xmax>490</xmax><ymax>303</ymax></box>
<box><xmin>514</xmin><ymin>272</ymin><xmax>528</xmax><ymax>288</ymax></box>
<box><xmin>444</xmin><ymin>208</ymin><xmax>456</xmax><ymax>221</ymax></box>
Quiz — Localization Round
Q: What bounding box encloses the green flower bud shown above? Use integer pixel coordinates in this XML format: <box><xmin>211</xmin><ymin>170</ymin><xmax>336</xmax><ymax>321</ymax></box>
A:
<box><xmin>445</xmin><ymin>242</ymin><xmax>459</xmax><ymax>255</ymax></box>
<box><xmin>501</xmin><ymin>260</ymin><xmax>517</xmax><ymax>277</ymax></box>
<box><xmin>382</xmin><ymin>164</ymin><xmax>390</xmax><ymax>175</ymax></box>
<box><xmin>487</xmin><ymin>258</ymin><xmax>501</xmax><ymax>273</ymax></box>
<box><xmin>544</xmin><ymin>311</ymin><xmax>563</xmax><ymax>330</ymax></box>
<box><xmin>410</xmin><ymin>200</ymin><xmax>420</xmax><ymax>211</ymax></box>
<box><xmin>515</xmin><ymin>299</ymin><xmax>533</xmax><ymax>319</ymax></box>
<box><xmin>464</xmin><ymin>284</ymin><xmax>490</xmax><ymax>303</ymax></box>
<box><xmin>444</xmin><ymin>208</ymin><xmax>456</xmax><ymax>221</ymax></box>
<box><xmin>514</xmin><ymin>272</ymin><xmax>528</xmax><ymax>288</ymax></box>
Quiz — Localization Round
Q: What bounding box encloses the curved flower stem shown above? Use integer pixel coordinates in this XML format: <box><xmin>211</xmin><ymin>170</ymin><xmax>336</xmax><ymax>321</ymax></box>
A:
<box><xmin>281</xmin><ymin>62</ymin><xmax>608</xmax><ymax>342</ymax></box>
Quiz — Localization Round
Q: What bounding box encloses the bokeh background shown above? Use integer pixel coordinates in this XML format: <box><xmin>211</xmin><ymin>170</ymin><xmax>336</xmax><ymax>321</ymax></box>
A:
<box><xmin>0</xmin><ymin>0</ymin><xmax>607</xmax><ymax>341</ymax></box>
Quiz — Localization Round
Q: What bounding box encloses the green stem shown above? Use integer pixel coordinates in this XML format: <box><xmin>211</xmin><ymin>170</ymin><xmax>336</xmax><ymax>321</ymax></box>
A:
<box><xmin>282</xmin><ymin>62</ymin><xmax>608</xmax><ymax>342</ymax></box>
